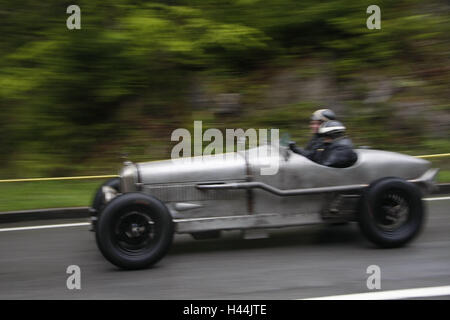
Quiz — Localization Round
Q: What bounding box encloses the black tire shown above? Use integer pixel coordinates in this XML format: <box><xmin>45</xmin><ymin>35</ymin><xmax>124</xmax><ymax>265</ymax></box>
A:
<box><xmin>358</xmin><ymin>178</ymin><xmax>425</xmax><ymax>248</ymax></box>
<box><xmin>95</xmin><ymin>193</ymin><xmax>174</xmax><ymax>270</ymax></box>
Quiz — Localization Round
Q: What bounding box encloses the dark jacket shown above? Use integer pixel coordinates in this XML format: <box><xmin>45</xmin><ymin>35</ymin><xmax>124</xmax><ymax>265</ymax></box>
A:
<box><xmin>314</xmin><ymin>136</ymin><xmax>357</xmax><ymax>168</ymax></box>
<box><xmin>305</xmin><ymin>134</ymin><xmax>322</xmax><ymax>151</ymax></box>
<box><xmin>290</xmin><ymin>136</ymin><xmax>357</xmax><ymax>168</ymax></box>
<box><xmin>290</xmin><ymin>134</ymin><xmax>325</xmax><ymax>159</ymax></box>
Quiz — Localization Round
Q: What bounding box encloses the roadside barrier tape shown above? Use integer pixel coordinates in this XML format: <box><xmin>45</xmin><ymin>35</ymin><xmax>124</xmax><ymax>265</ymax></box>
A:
<box><xmin>416</xmin><ymin>153</ymin><xmax>450</xmax><ymax>159</ymax></box>
<box><xmin>0</xmin><ymin>153</ymin><xmax>448</xmax><ymax>183</ymax></box>
<box><xmin>0</xmin><ymin>175</ymin><xmax>119</xmax><ymax>183</ymax></box>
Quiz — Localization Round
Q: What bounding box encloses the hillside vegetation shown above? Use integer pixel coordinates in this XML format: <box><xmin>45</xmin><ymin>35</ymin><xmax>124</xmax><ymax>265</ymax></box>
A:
<box><xmin>0</xmin><ymin>0</ymin><xmax>448</xmax><ymax>178</ymax></box>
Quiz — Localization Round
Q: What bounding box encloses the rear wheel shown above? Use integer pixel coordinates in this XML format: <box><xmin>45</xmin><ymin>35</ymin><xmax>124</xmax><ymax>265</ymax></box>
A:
<box><xmin>358</xmin><ymin>178</ymin><xmax>425</xmax><ymax>248</ymax></box>
<box><xmin>95</xmin><ymin>193</ymin><xmax>174</xmax><ymax>270</ymax></box>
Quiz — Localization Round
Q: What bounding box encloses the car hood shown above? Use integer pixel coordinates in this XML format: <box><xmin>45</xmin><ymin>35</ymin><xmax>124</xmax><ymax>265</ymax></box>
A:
<box><xmin>137</xmin><ymin>152</ymin><xmax>248</xmax><ymax>185</ymax></box>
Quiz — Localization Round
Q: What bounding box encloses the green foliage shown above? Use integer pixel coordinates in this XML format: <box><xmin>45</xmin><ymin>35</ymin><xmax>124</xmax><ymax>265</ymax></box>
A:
<box><xmin>0</xmin><ymin>0</ymin><xmax>448</xmax><ymax>178</ymax></box>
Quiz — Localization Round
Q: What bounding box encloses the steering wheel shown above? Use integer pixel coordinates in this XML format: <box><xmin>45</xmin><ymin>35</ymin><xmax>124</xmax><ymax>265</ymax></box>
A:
<box><xmin>280</xmin><ymin>132</ymin><xmax>291</xmax><ymax>148</ymax></box>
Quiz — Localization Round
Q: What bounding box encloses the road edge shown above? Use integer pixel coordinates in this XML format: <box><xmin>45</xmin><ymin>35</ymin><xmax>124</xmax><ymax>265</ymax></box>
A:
<box><xmin>0</xmin><ymin>184</ymin><xmax>449</xmax><ymax>224</ymax></box>
<box><xmin>0</xmin><ymin>207</ymin><xmax>89</xmax><ymax>224</ymax></box>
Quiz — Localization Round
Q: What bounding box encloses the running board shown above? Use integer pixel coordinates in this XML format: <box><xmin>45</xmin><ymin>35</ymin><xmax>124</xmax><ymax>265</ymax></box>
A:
<box><xmin>174</xmin><ymin>212</ymin><xmax>322</xmax><ymax>233</ymax></box>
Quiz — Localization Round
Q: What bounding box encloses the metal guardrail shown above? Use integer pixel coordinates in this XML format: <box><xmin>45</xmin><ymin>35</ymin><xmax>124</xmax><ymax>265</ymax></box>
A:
<box><xmin>0</xmin><ymin>153</ymin><xmax>448</xmax><ymax>184</ymax></box>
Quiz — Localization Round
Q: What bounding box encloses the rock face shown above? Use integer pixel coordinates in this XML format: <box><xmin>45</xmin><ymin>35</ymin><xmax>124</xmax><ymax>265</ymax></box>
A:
<box><xmin>363</xmin><ymin>78</ymin><xmax>397</xmax><ymax>104</ymax></box>
<box><xmin>393</xmin><ymin>101</ymin><xmax>450</xmax><ymax>138</ymax></box>
<box><xmin>214</xmin><ymin>93</ymin><xmax>242</xmax><ymax>116</ymax></box>
<box><xmin>188</xmin><ymin>81</ymin><xmax>242</xmax><ymax>116</ymax></box>
<box><xmin>187</xmin><ymin>59</ymin><xmax>448</xmax><ymax>139</ymax></box>
<box><xmin>188</xmin><ymin>80</ymin><xmax>211</xmax><ymax>111</ymax></box>
<box><xmin>264</xmin><ymin>61</ymin><xmax>344</xmax><ymax>114</ymax></box>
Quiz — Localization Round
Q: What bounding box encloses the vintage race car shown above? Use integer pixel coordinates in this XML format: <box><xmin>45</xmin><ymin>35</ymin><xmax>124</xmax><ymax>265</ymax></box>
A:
<box><xmin>91</xmin><ymin>138</ymin><xmax>438</xmax><ymax>269</ymax></box>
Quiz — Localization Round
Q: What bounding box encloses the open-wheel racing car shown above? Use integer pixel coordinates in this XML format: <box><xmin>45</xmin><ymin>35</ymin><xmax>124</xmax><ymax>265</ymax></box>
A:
<box><xmin>90</xmin><ymin>136</ymin><xmax>438</xmax><ymax>270</ymax></box>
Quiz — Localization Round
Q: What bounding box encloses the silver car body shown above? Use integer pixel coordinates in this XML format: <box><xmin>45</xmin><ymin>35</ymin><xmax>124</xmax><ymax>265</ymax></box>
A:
<box><xmin>116</xmin><ymin>145</ymin><xmax>437</xmax><ymax>234</ymax></box>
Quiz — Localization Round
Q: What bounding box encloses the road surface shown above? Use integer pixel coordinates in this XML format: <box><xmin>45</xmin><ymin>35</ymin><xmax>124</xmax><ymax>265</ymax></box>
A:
<box><xmin>0</xmin><ymin>197</ymin><xmax>449</xmax><ymax>299</ymax></box>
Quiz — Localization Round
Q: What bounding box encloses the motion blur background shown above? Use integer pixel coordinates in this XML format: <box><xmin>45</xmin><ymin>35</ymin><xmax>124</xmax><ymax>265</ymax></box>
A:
<box><xmin>0</xmin><ymin>0</ymin><xmax>448</xmax><ymax>210</ymax></box>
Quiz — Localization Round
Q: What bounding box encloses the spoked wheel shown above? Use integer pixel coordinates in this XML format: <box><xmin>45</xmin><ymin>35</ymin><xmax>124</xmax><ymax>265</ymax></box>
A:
<box><xmin>95</xmin><ymin>193</ymin><xmax>174</xmax><ymax>270</ymax></box>
<box><xmin>358</xmin><ymin>178</ymin><xmax>425</xmax><ymax>248</ymax></box>
<box><xmin>374</xmin><ymin>191</ymin><xmax>410</xmax><ymax>232</ymax></box>
<box><xmin>114</xmin><ymin>211</ymin><xmax>156</xmax><ymax>254</ymax></box>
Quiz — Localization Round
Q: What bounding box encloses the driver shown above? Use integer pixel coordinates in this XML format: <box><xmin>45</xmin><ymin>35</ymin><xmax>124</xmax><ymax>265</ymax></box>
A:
<box><xmin>313</xmin><ymin>120</ymin><xmax>357</xmax><ymax>168</ymax></box>
<box><xmin>289</xmin><ymin>108</ymin><xmax>336</xmax><ymax>159</ymax></box>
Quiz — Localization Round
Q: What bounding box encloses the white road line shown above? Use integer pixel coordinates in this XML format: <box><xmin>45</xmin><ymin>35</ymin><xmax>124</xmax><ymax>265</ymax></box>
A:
<box><xmin>0</xmin><ymin>196</ymin><xmax>448</xmax><ymax>233</ymax></box>
<box><xmin>0</xmin><ymin>222</ymin><xmax>90</xmax><ymax>232</ymax></box>
<box><xmin>424</xmin><ymin>196</ymin><xmax>450</xmax><ymax>201</ymax></box>
<box><xmin>302</xmin><ymin>285</ymin><xmax>450</xmax><ymax>300</ymax></box>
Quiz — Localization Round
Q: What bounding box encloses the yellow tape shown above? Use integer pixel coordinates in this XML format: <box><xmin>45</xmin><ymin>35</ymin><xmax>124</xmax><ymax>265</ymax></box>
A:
<box><xmin>0</xmin><ymin>175</ymin><xmax>119</xmax><ymax>183</ymax></box>
<box><xmin>0</xmin><ymin>152</ymin><xmax>448</xmax><ymax>183</ymax></box>
<box><xmin>416</xmin><ymin>153</ymin><xmax>450</xmax><ymax>159</ymax></box>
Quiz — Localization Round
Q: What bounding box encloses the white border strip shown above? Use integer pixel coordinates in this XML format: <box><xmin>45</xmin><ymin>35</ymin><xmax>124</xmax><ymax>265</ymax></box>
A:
<box><xmin>302</xmin><ymin>285</ymin><xmax>450</xmax><ymax>300</ymax></box>
<box><xmin>0</xmin><ymin>222</ymin><xmax>90</xmax><ymax>232</ymax></box>
<box><xmin>424</xmin><ymin>196</ymin><xmax>450</xmax><ymax>201</ymax></box>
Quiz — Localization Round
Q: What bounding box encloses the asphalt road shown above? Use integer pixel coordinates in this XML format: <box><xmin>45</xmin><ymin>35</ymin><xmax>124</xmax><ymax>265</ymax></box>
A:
<box><xmin>0</xmin><ymin>198</ymin><xmax>449</xmax><ymax>300</ymax></box>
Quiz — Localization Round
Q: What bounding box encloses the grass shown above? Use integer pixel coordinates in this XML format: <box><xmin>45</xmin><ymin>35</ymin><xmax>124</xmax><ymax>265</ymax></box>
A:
<box><xmin>0</xmin><ymin>169</ymin><xmax>449</xmax><ymax>212</ymax></box>
<box><xmin>0</xmin><ymin>180</ymin><xmax>102</xmax><ymax>212</ymax></box>
<box><xmin>438</xmin><ymin>170</ymin><xmax>450</xmax><ymax>183</ymax></box>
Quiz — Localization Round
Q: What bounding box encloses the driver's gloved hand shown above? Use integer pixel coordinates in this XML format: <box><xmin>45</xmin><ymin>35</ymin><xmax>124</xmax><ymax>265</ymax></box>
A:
<box><xmin>288</xmin><ymin>141</ymin><xmax>307</xmax><ymax>156</ymax></box>
<box><xmin>288</xmin><ymin>141</ymin><xmax>297</xmax><ymax>151</ymax></box>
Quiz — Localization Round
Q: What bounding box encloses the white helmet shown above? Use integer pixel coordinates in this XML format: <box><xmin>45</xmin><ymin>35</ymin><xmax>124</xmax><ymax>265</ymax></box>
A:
<box><xmin>311</xmin><ymin>109</ymin><xmax>336</xmax><ymax>122</ymax></box>
<box><xmin>318</xmin><ymin>120</ymin><xmax>346</xmax><ymax>136</ymax></box>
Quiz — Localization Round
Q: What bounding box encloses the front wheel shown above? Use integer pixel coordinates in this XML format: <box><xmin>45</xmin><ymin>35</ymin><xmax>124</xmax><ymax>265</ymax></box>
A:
<box><xmin>95</xmin><ymin>193</ymin><xmax>174</xmax><ymax>270</ymax></box>
<box><xmin>358</xmin><ymin>178</ymin><xmax>425</xmax><ymax>248</ymax></box>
